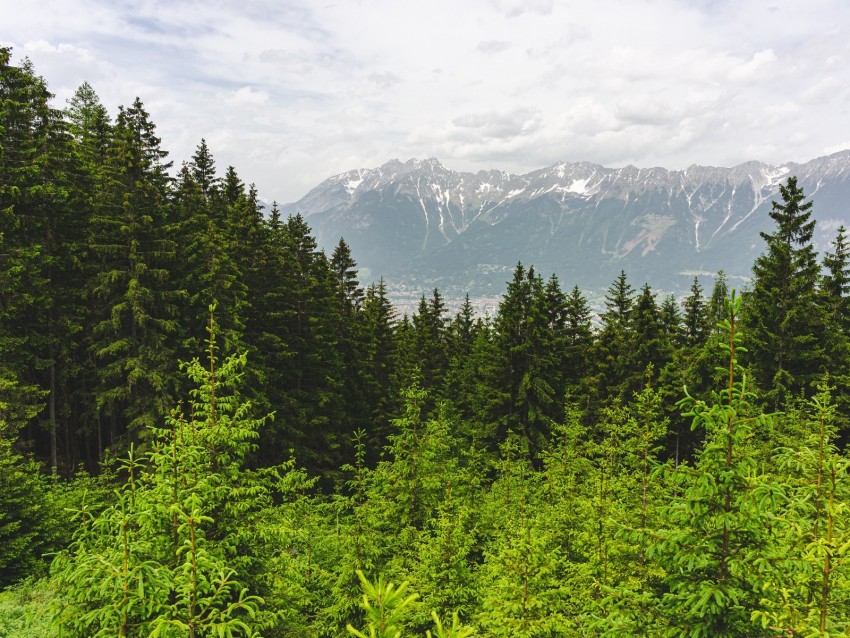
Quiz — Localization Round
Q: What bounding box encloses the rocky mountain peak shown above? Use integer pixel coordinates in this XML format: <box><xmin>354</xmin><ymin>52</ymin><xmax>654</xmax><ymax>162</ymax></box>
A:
<box><xmin>286</xmin><ymin>153</ymin><xmax>850</xmax><ymax>299</ymax></box>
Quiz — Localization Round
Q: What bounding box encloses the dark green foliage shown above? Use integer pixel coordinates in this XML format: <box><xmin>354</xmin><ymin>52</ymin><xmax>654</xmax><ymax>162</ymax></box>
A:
<box><xmin>707</xmin><ymin>270</ymin><xmax>729</xmax><ymax>330</ymax></box>
<box><xmin>563</xmin><ymin>286</ymin><xmax>594</xmax><ymax>393</ymax></box>
<box><xmin>87</xmin><ymin>97</ymin><xmax>181</xmax><ymax>440</ymax></box>
<box><xmin>594</xmin><ymin>270</ymin><xmax>636</xmax><ymax>403</ymax></box>
<box><xmin>359</xmin><ymin>279</ymin><xmax>399</xmax><ymax>449</ymax></box>
<box><xmin>0</xmin><ymin>47</ymin><xmax>90</xmax><ymax>471</ymax></box>
<box><xmin>819</xmin><ymin>227</ymin><xmax>850</xmax><ymax>427</ymax></box>
<box><xmin>660</xmin><ymin>293</ymin><xmax>685</xmax><ymax>348</ymax></box>
<box><xmin>408</xmin><ymin>289</ymin><xmax>450</xmax><ymax>402</ymax></box>
<box><xmin>484</xmin><ymin>264</ymin><xmax>566</xmax><ymax>458</ymax></box>
<box><xmin>683</xmin><ymin>276</ymin><xmax>708</xmax><ymax>346</ymax></box>
<box><xmin>743</xmin><ymin>176</ymin><xmax>828</xmax><ymax>407</ymax></box>
<box><xmin>630</xmin><ymin>283</ymin><xmax>672</xmax><ymax>384</ymax></box>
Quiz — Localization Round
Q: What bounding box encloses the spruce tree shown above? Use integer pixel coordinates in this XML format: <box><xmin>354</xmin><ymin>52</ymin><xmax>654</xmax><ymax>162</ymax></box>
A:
<box><xmin>87</xmin><ymin>97</ymin><xmax>180</xmax><ymax>441</ymax></box>
<box><xmin>819</xmin><ymin>226</ymin><xmax>850</xmax><ymax>426</ymax></box>
<box><xmin>0</xmin><ymin>48</ymin><xmax>89</xmax><ymax>469</ymax></box>
<box><xmin>441</xmin><ymin>295</ymin><xmax>485</xmax><ymax>427</ymax></box>
<box><xmin>174</xmin><ymin>146</ymin><xmax>247</xmax><ymax>358</ymax></box>
<box><xmin>682</xmin><ymin>276</ymin><xmax>708</xmax><ymax>346</ymax></box>
<box><xmin>411</xmin><ymin>289</ymin><xmax>449</xmax><ymax>402</ymax></box>
<box><xmin>490</xmin><ymin>264</ymin><xmax>560</xmax><ymax>456</ymax></box>
<box><xmin>360</xmin><ymin>279</ymin><xmax>398</xmax><ymax>451</ymax></box>
<box><xmin>65</xmin><ymin>82</ymin><xmax>111</xmax><ymax>176</ymax></box>
<box><xmin>743</xmin><ymin>176</ymin><xmax>827</xmax><ymax>407</ymax></box>
<box><xmin>649</xmin><ymin>292</ymin><xmax>782</xmax><ymax>636</ymax></box>
<box><xmin>563</xmin><ymin>285</ymin><xmax>594</xmax><ymax>399</ymax></box>
<box><xmin>594</xmin><ymin>270</ymin><xmax>636</xmax><ymax>403</ymax></box>
<box><xmin>630</xmin><ymin>283</ymin><xmax>670</xmax><ymax>390</ymax></box>
<box><xmin>50</xmin><ymin>314</ymin><xmax>276</xmax><ymax>636</ymax></box>
<box><xmin>660</xmin><ymin>293</ymin><xmax>685</xmax><ymax>348</ymax></box>
<box><xmin>707</xmin><ymin>270</ymin><xmax>729</xmax><ymax>330</ymax></box>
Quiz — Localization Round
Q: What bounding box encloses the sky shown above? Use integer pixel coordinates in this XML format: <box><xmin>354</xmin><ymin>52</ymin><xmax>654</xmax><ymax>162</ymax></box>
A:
<box><xmin>4</xmin><ymin>0</ymin><xmax>850</xmax><ymax>204</ymax></box>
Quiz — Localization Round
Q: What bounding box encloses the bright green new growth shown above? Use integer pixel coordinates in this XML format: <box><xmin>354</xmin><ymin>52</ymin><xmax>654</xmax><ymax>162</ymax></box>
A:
<box><xmin>347</xmin><ymin>570</ymin><xmax>474</xmax><ymax>638</ymax></box>
<box><xmin>646</xmin><ymin>291</ymin><xmax>782</xmax><ymax>637</ymax></box>
<box><xmin>49</xmin><ymin>309</ymin><xmax>267</xmax><ymax>637</ymax></box>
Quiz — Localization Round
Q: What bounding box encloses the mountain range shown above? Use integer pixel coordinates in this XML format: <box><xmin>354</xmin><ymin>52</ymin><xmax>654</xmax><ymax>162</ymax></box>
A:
<box><xmin>283</xmin><ymin>152</ymin><xmax>850</xmax><ymax>304</ymax></box>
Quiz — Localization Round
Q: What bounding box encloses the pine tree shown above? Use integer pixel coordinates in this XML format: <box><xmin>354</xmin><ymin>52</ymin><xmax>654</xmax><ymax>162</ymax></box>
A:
<box><xmin>49</xmin><ymin>314</ymin><xmax>282</xmax><ymax>636</ymax></box>
<box><xmin>411</xmin><ymin>289</ymin><xmax>450</xmax><ymax>401</ymax></box>
<box><xmin>490</xmin><ymin>264</ymin><xmax>560</xmax><ymax>456</ymax></box>
<box><xmin>660</xmin><ymin>293</ymin><xmax>685</xmax><ymax>348</ymax></box>
<box><xmin>743</xmin><ymin>176</ymin><xmax>827</xmax><ymax>407</ymax></box>
<box><xmin>62</xmin><ymin>82</ymin><xmax>113</xmax><ymax>467</ymax></box>
<box><xmin>562</xmin><ymin>286</ymin><xmax>594</xmax><ymax>400</ymax></box>
<box><xmin>682</xmin><ymin>276</ymin><xmax>708</xmax><ymax>346</ymax></box>
<box><xmin>0</xmin><ymin>48</ymin><xmax>89</xmax><ymax>469</ymax></box>
<box><xmin>629</xmin><ymin>283</ymin><xmax>670</xmax><ymax>391</ymax></box>
<box><xmin>331</xmin><ymin>238</ymin><xmax>365</xmax><ymax>317</ymax></box>
<box><xmin>707</xmin><ymin>270</ymin><xmax>729</xmax><ymax>330</ymax></box>
<box><xmin>65</xmin><ymin>82</ymin><xmax>111</xmax><ymax>177</ymax></box>
<box><xmin>174</xmin><ymin>144</ymin><xmax>247</xmax><ymax>358</ymax></box>
<box><xmin>441</xmin><ymin>295</ymin><xmax>485</xmax><ymax>426</ymax></box>
<box><xmin>257</xmin><ymin>213</ymin><xmax>344</xmax><ymax>471</ymax></box>
<box><xmin>190</xmin><ymin>138</ymin><xmax>220</xmax><ymax>198</ymax></box>
<box><xmin>330</xmin><ymin>237</ymin><xmax>371</xmax><ymax>443</ymax></box>
<box><xmin>758</xmin><ymin>382</ymin><xmax>850</xmax><ymax>635</ymax></box>
<box><xmin>819</xmin><ymin>226</ymin><xmax>850</xmax><ymax>427</ymax></box>
<box><xmin>360</xmin><ymin>279</ymin><xmax>398</xmax><ymax>451</ymax></box>
<box><xmin>649</xmin><ymin>291</ymin><xmax>783</xmax><ymax>636</ymax></box>
<box><xmin>0</xmin><ymin>380</ymin><xmax>52</xmax><ymax>587</ymax></box>
<box><xmin>594</xmin><ymin>270</ymin><xmax>636</xmax><ymax>403</ymax></box>
<box><xmin>87</xmin><ymin>97</ymin><xmax>180</xmax><ymax>441</ymax></box>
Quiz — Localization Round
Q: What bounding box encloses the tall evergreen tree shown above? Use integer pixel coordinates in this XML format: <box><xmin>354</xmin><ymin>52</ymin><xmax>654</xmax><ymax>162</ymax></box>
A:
<box><xmin>743</xmin><ymin>176</ymin><xmax>827</xmax><ymax>407</ymax></box>
<box><xmin>647</xmin><ymin>292</ymin><xmax>782</xmax><ymax>636</ymax></box>
<box><xmin>87</xmin><ymin>97</ymin><xmax>180</xmax><ymax>441</ymax></box>
<box><xmin>682</xmin><ymin>276</ymin><xmax>708</xmax><ymax>346</ymax></box>
<box><xmin>441</xmin><ymin>295</ymin><xmax>485</xmax><ymax>425</ymax></box>
<box><xmin>330</xmin><ymin>237</ymin><xmax>370</xmax><ymax>439</ymax></box>
<box><xmin>821</xmin><ymin>225</ymin><xmax>850</xmax><ymax>334</ymax></box>
<box><xmin>0</xmin><ymin>48</ymin><xmax>90</xmax><ymax>469</ymax></box>
<box><xmin>189</xmin><ymin>137</ymin><xmax>219</xmax><ymax>198</ymax></box>
<box><xmin>563</xmin><ymin>286</ymin><xmax>594</xmax><ymax>399</ymax></box>
<box><xmin>706</xmin><ymin>270</ymin><xmax>729</xmax><ymax>330</ymax></box>
<box><xmin>490</xmin><ymin>264</ymin><xmax>560</xmax><ymax>457</ymax></box>
<box><xmin>594</xmin><ymin>270</ymin><xmax>636</xmax><ymax>403</ymax></box>
<box><xmin>659</xmin><ymin>293</ymin><xmax>684</xmax><ymax>349</ymax></box>
<box><xmin>820</xmin><ymin>226</ymin><xmax>850</xmax><ymax>426</ymax></box>
<box><xmin>411</xmin><ymin>289</ymin><xmax>449</xmax><ymax>402</ymax></box>
<box><xmin>269</xmin><ymin>214</ymin><xmax>345</xmax><ymax>471</ymax></box>
<box><xmin>360</xmin><ymin>279</ymin><xmax>399</xmax><ymax>450</ymax></box>
<box><xmin>630</xmin><ymin>283</ymin><xmax>669</xmax><ymax>387</ymax></box>
<box><xmin>65</xmin><ymin>82</ymin><xmax>111</xmax><ymax>177</ymax></box>
<box><xmin>172</xmin><ymin>161</ymin><xmax>246</xmax><ymax>357</ymax></box>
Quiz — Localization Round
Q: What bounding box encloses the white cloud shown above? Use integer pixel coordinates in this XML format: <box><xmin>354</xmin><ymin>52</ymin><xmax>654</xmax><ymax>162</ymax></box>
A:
<box><xmin>729</xmin><ymin>48</ymin><xmax>777</xmax><ymax>80</ymax></box>
<box><xmin>3</xmin><ymin>0</ymin><xmax>850</xmax><ymax>203</ymax></box>
<box><xmin>22</xmin><ymin>39</ymin><xmax>90</xmax><ymax>57</ymax></box>
<box><xmin>477</xmin><ymin>40</ymin><xmax>512</xmax><ymax>54</ymax></box>
<box><xmin>224</xmin><ymin>86</ymin><xmax>270</xmax><ymax>107</ymax></box>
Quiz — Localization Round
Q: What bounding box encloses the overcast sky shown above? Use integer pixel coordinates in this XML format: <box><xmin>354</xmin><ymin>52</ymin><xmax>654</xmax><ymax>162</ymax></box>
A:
<box><xmin>4</xmin><ymin>0</ymin><xmax>850</xmax><ymax>203</ymax></box>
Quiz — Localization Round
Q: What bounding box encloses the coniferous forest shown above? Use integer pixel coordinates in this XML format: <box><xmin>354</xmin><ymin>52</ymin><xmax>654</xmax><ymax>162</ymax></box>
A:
<box><xmin>4</xmin><ymin>48</ymin><xmax>850</xmax><ymax>637</ymax></box>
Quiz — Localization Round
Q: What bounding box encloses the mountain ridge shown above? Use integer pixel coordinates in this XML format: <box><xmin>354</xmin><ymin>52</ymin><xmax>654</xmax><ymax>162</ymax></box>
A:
<box><xmin>283</xmin><ymin>151</ymin><xmax>850</xmax><ymax>300</ymax></box>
